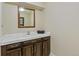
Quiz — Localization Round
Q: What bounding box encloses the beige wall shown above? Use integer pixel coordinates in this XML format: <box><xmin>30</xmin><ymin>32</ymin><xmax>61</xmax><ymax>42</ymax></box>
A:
<box><xmin>44</xmin><ymin>2</ymin><xmax>79</xmax><ymax>56</ymax></box>
<box><xmin>0</xmin><ymin>47</ymin><xmax>1</xmax><ymax>56</ymax></box>
<box><xmin>2</xmin><ymin>3</ymin><xmax>44</xmax><ymax>35</ymax></box>
<box><xmin>0</xmin><ymin>3</ymin><xmax>2</xmax><ymax>36</ymax></box>
<box><xmin>0</xmin><ymin>3</ymin><xmax>2</xmax><ymax>55</ymax></box>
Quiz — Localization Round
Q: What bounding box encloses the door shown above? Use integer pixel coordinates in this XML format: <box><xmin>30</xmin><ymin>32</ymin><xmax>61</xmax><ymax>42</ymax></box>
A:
<box><xmin>6</xmin><ymin>48</ymin><xmax>21</xmax><ymax>56</ymax></box>
<box><xmin>34</xmin><ymin>42</ymin><xmax>42</xmax><ymax>56</ymax></box>
<box><xmin>43</xmin><ymin>39</ymin><xmax>50</xmax><ymax>56</ymax></box>
<box><xmin>22</xmin><ymin>45</ymin><xmax>33</xmax><ymax>56</ymax></box>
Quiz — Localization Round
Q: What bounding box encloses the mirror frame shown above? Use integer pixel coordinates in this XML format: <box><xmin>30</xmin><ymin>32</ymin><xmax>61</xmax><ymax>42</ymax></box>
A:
<box><xmin>18</xmin><ymin>7</ymin><xmax>35</xmax><ymax>28</ymax></box>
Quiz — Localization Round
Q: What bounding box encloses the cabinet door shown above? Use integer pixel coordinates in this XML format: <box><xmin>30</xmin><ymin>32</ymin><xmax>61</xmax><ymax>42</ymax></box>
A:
<box><xmin>34</xmin><ymin>42</ymin><xmax>42</xmax><ymax>56</ymax></box>
<box><xmin>6</xmin><ymin>48</ymin><xmax>21</xmax><ymax>56</ymax></box>
<box><xmin>22</xmin><ymin>45</ymin><xmax>33</xmax><ymax>56</ymax></box>
<box><xmin>43</xmin><ymin>39</ymin><xmax>50</xmax><ymax>56</ymax></box>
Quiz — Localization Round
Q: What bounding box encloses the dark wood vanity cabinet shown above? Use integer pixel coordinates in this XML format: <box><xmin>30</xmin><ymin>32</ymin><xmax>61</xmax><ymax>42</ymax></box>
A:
<box><xmin>1</xmin><ymin>36</ymin><xmax>50</xmax><ymax>56</ymax></box>
<box><xmin>33</xmin><ymin>42</ymin><xmax>42</xmax><ymax>56</ymax></box>
<box><xmin>22</xmin><ymin>45</ymin><xmax>33</xmax><ymax>56</ymax></box>
<box><xmin>6</xmin><ymin>48</ymin><xmax>21</xmax><ymax>56</ymax></box>
<box><xmin>43</xmin><ymin>40</ymin><xmax>50</xmax><ymax>56</ymax></box>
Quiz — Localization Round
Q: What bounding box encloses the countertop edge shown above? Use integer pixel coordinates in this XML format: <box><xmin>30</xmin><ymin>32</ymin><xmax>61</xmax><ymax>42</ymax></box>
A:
<box><xmin>0</xmin><ymin>33</ymin><xmax>50</xmax><ymax>46</ymax></box>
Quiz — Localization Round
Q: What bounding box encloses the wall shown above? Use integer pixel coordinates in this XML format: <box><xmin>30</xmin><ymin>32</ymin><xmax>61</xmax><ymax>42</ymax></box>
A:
<box><xmin>2</xmin><ymin>3</ymin><xmax>44</xmax><ymax>35</ymax></box>
<box><xmin>0</xmin><ymin>3</ymin><xmax>2</xmax><ymax>36</ymax></box>
<box><xmin>0</xmin><ymin>3</ymin><xmax>2</xmax><ymax>55</ymax></box>
<box><xmin>44</xmin><ymin>2</ymin><xmax>79</xmax><ymax>56</ymax></box>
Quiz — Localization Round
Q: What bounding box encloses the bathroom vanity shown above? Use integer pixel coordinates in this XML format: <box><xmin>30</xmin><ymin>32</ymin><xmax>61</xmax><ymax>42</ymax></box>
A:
<box><xmin>0</xmin><ymin>32</ymin><xmax>50</xmax><ymax>56</ymax></box>
<box><xmin>0</xmin><ymin>2</ymin><xmax>50</xmax><ymax>56</ymax></box>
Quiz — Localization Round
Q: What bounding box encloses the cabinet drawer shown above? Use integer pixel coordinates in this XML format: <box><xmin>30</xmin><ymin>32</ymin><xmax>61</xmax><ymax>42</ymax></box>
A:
<box><xmin>42</xmin><ymin>36</ymin><xmax>50</xmax><ymax>41</ymax></box>
<box><xmin>6</xmin><ymin>42</ymin><xmax>22</xmax><ymax>50</ymax></box>
<box><xmin>22</xmin><ymin>38</ymin><xmax>42</xmax><ymax>46</ymax></box>
<box><xmin>6</xmin><ymin>48</ymin><xmax>21</xmax><ymax>56</ymax></box>
<box><xmin>22</xmin><ymin>40</ymin><xmax>33</xmax><ymax>46</ymax></box>
<box><xmin>31</xmin><ymin>38</ymin><xmax>42</xmax><ymax>43</ymax></box>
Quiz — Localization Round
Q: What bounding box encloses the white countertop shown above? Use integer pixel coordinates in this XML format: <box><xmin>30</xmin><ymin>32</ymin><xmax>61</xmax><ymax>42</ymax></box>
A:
<box><xmin>0</xmin><ymin>32</ymin><xmax>50</xmax><ymax>46</ymax></box>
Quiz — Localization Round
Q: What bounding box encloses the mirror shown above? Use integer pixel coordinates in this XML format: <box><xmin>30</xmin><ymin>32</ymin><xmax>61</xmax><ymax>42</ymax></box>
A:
<box><xmin>18</xmin><ymin>7</ymin><xmax>35</xmax><ymax>28</ymax></box>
